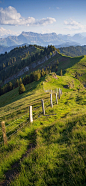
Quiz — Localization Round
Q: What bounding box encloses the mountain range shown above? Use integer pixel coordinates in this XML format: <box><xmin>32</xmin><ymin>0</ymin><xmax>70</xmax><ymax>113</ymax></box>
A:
<box><xmin>1</xmin><ymin>31</ymin><xmax>86</xmax><ymax>54</ymax></box>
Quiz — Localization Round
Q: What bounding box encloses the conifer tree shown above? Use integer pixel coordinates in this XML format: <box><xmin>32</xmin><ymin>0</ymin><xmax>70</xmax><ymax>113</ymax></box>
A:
<box><xmin>8</xmin><ymin>82</ymin><xmax>13</xmax><ymax>91</ymax></box>
<box><xmin>19</xmin><ymin>83</ymin><xmax>25</xmax><ymax>94</ymax></box>
<box><xmin>34</xmin><ymin>72</ymin><xmax>41</xmax><ymax>81</ymax></box>
<box><xmin>55</xmin><ymin>66</ymin><xmax>58</xmax><ymax>72</ymax></box>
<box><xmin>0</xmin><ymin>86</ymin><xmax>2</xmax><ymax>96</ymax></box>
<box><xmin>41</xmin><ymin>68</ymin><xmax>45</xmax><ymax>77</ymax></box>
<box><xmin>57</xmin><ymin>60</ymin><xmax>59</xmax><ymax>65</ymax></box>
<box><xmin>15</xmin><ymin>79</ymin><xmax>19</xmax><ymax>88</ymax></box>
<box><xmin>60</xmin><ymin>69</ymin><xmax>62</xmax><ymax>76</ymax></box>
<box><xmin>19</xmin><ymin>77</ymin><xmax>22</xmax><ymax>85</ymax></box>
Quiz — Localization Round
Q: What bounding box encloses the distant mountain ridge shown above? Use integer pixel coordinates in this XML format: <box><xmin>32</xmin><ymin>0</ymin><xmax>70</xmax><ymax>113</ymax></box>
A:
<box><xmin>1</xmin><ymin>31</ymin><xmax>86</xmax><ymax>54</ymax></box>
<box><xmin>0</xmin><ymin>31</ymin><xmax>82</xmax><ymax>47</ymax></box>
<box><xmin>0</xmin><ymin>43</ymin><xmax>29</xmax><ymax>54</ymax></box>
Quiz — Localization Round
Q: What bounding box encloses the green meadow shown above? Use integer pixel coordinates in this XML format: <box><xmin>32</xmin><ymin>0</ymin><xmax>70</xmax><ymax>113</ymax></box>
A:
<box><xmin>0</xmin><ymin>54</ymin><xmax>86</xmax><ymax>185</ymax></box>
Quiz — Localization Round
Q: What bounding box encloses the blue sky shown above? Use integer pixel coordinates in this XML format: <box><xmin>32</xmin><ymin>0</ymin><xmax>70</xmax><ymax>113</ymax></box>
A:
<box><xmin>0</xmin><ymin>0</ymin><xmax>86</xmax><ymax>37</ymax></box>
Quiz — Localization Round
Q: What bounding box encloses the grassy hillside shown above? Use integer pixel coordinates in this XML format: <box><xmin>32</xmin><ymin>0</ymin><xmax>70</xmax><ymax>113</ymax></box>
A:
<box><xmin>48</xmin><ymin>53</ymin><xmax>86</xmax><ymax>85</ymax></box>
<box><xmin>1</xmin><ymin>51</ymin><xmax>86</xmax><ymax>185</ymax></box>
<box><xmin>59</xmin><ymin>45</ymin><xmax>86</xmax><ymax>57</ymax></box>
<box><xmin>0</xmin><ymin>67</ymin><xmax>86</xmax><ymax>186</ymax></box>
<box><xmin>64</xmin><ymin>55</ymin><xmax>86</xmax><ymax>84</ymax></box>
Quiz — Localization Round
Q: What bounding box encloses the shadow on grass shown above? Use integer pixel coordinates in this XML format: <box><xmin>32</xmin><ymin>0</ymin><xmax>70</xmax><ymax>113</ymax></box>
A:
<box><xmin>36</xmin><ymin>114</ymin><xmax>86</xmax><ymax>185</ymax></box>
<box><xmin>58</xmin><ymin>55</ymin><xmax>84</xmax><ymax>73</ymax></box>
<box><xmin>0</xmin><ymin>76</ymin><xmax>45</xmax><ymax>109</ymax></box>
<box><xmin>1</xmin><ymin>130</ymin><xmax>37</xmax><ymax>186</ymax></box>
<box><xmin>39</xmin><ymin>113</ymin><xmax>86</xmax><ymax>146</ymax></box>
<box><xmin>19</xmin><ymin>129</ymin><xmax>37</xmax><ymax>146</ymax></box>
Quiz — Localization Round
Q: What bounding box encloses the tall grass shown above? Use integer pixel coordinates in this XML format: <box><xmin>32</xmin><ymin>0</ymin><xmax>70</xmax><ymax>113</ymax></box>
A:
<box><xmin>0</xmin><ymin>73</ymin><xmax>86</xmax><ymax>185</ymax></box>
<box><xmin>10</xmin><ymin>114</ymin><xmax>86</xmax><ymax>186</ymax></box>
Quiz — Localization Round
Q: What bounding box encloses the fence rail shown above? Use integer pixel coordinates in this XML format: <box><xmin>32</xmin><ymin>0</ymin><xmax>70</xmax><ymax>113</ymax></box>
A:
<box><xmin>0</xmin><ymin>93</ymin><xmax>50</xmax><ymax>119</ymax></box>
<box><xmin>0</xmin><ymin>88</ymin><xmax>62</xmax><ymax>149</ymax></box>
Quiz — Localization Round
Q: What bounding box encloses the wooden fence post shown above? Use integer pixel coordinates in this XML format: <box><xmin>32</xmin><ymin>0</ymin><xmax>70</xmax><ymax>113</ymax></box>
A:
<box><xmin>50</xmin><ymin>94</ymin><xmax>53</xmax><ymax>108</ymax></box>
<box><xmin>51</xmin><ymin>89</ymin><xmax>52</xmax><ymax>93</ymax></box>
<box><xmin>59</xmin><ymin>88</ymin><xmax>60</xmax><ymax>99</ymax></box>
<box><xmin>61</xmin><ymin>89</ymin><xmax>62</xmax><ymax>95</ymax></box>
<box><xmin>56</xmin><ymin>88</ymin><xmax>58</xmax><ymax>93</ymax></box>
<box><xmin>41</xmin><ymin>99</ymin><xmax>45</xmax><ymax>115</ymax></box>
<box><xmin>29</xmin><ymin>106</ymin><xmax>33</xmax><ymax>123</ymax></box>
<box><xmin>1</xmin><ymin>121</ymin><xmax>7</xmax><ymax>145</ymax></box>
<box><xmin>55</xmin><ymin>93</ymin><xmax>58</xmax><ymax>104</ymax></box>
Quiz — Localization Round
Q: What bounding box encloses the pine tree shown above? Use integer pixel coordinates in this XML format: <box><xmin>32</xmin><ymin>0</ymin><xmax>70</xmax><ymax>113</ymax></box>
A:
<box><xmin>41</xmin><ymin>68</ymin><xmax>45</xmax><ymax>77</ymax></box>
<box><xmin>30</xmin><ymin>73</ymin><xmax>34</xmax><ymax>83</ymax></box>
<box><xmin>19</xmin><ymin>77</ymin><xmax>22</xmax><ymax>85</ymax></box>
<box><xmin>55</xmin><ymin>66</ymin><xmax>58</xmax><ymax>72</ymax></box>
<box><xmin>15</xmin><ymin>79</ymin><xmax>19</xmax><ymax>88</ymax></box>
<box><xmin>60</xmin><ymin>69</ymin><xmax>62</xmax><ymax>76</ymax></box>
<box><xmin>45</xmin><ymin>68</ymin><xmax>48</xmax><ymax>75</ymax></box>
<box><xmin>26</xmin><ymin>75</ymin><xmax>30</xmax><ymax>84</ymax></box>
<box><xmin>57</xmin><ymin>60</ymin><xmax>59</xmax><ymax>65</ymax></box>
<box><xmin>8</xmin><ymin>82</ymin><xmax>13</xmax><ymax>91</ymax></box>
<box><xmin>19</xmin><ymin>83</ymin><xmax>25</xmax><ymax>94</ymax></box>
<box><xmin>0</xmin><ymin>86</ymin><xmax>2</xmax><ymax>96</ymax></box>
<box><xmin>34</xmin><ymin>72</ymin><xmax>41</xmax><ymax>81</ymax></box>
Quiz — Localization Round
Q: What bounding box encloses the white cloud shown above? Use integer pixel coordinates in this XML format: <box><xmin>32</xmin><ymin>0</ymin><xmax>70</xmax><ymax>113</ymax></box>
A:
<box><xmin>35</xmin><ymin>17</ymin><xmax>56</xmax><ymax>26</ymax></box>
<box><xmin>64</xmin><ymin>19</ymin><xmax>86</xmax><ymax>31</ymax></box>
<box><xmin>0</xmin><ymin>6</ymin><xmax>56</xmax><ymax>26</ymax></box>
<box><xmin>0</xmin><ymin>27</ymin><xmax>20</xmax><ymax>37</ymax></box>
<box><xmin>0</xmin><ymin>6</ymin><xmax>21</xmax><ymax>25</ymax></box>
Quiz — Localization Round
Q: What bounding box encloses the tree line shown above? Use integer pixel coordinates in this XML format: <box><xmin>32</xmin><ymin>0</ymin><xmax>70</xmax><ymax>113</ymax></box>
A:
<box><xmin>0</xmin><ymin>59</ymin><xmax>59</xmax><ymax>96</ymax></box>
<box><xmin>0</xmin><ymin>45</ymin><xmax>55</xmax><ymax>82</ymax></box>
<box><xmin>59</xmin><ymin>45</ymin><xmax>86</xmax><ymax>57</ymax></box>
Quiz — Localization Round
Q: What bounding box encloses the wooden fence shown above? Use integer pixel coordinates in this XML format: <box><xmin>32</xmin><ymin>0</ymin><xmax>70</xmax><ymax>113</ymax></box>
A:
<box><xmin>0</xmin><ymin>88</ymin><xmax>62</xmax><ymax>147</ymax></box>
